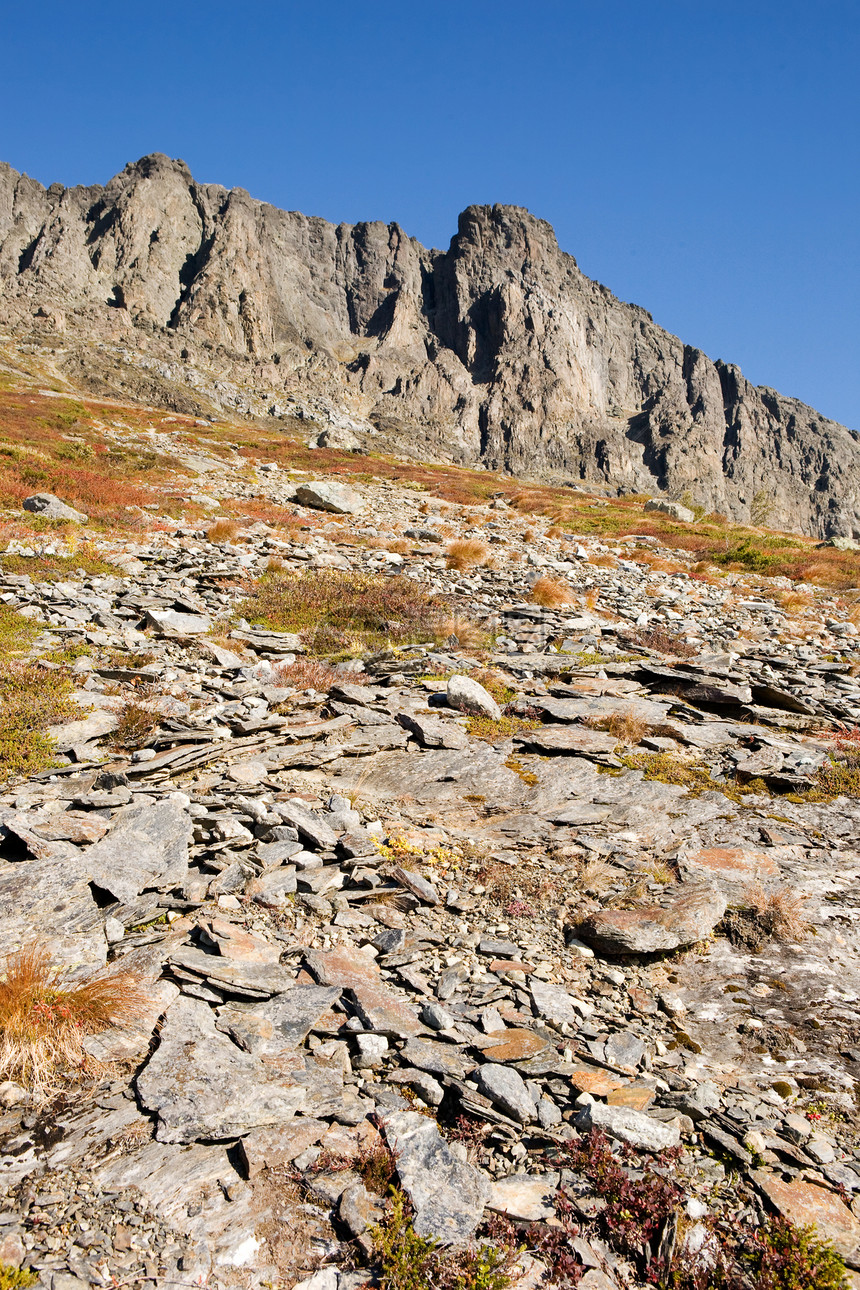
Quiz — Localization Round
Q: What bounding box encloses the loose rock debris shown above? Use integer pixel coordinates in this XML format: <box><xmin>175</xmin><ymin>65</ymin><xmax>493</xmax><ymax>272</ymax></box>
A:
<box><xmin>0</xmin><ymin>463</ymin><xmax>859</xmax><ymax>1289</ymax></box>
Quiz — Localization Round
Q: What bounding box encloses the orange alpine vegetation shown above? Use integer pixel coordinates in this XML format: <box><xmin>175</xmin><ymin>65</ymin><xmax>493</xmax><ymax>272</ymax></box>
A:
<box><xmin>0</xmin><ymin>943</ymin><xmax>149</xmax><ymax>1096</ymax></box>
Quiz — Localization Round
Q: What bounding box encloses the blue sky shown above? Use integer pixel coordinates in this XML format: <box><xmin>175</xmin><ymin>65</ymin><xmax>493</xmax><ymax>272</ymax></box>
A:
<box><xmin>2</xmin><ymin>0</ymin><xmax>857</xmax><ymax>428</ymax></box>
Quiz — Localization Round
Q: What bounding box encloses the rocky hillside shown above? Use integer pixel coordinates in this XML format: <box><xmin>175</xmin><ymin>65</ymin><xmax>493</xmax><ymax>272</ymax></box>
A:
<box><xmin>1</xmin><ymin>153</ymin><xmax>858</xmax><ymax>539</ymax></box>
<box><xmin>0</xmin><ymin>387</ymin><xmax>859</xmax><ymax>1289</ymax></box>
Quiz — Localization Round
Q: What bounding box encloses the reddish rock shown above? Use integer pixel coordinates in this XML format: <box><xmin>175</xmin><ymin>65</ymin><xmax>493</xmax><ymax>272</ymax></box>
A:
<box><xmin>305</xmin><ymin>946</ymin><xmax>423</xmax><ymax>1036</ymax></box>
<box><xmin>480</xmin><ymin>1029</ymin><xmax>550</xmax><ymax>1062</ymax></box>
<box><xmin>754</xmin><ymin>1173</ymin><xmax>860</xmax><ymax>1265</ymax></box>
<box><xmin>684</xmin><ymin>846</ymin><xmax>779</xmax><ymax>882</ymax></box>
<box><xmin>564</xmin><ymin>1068</ymin><xmax>626</xmax><ymax>1097</ymax></box>
<box><xmin>577</xmin><ymin>884</ymin><xmax>727</xmax><ymax>954</ymax></box>
<box><xmin>607</xmin><ymin>1084</ymin><xmax>655</xmax><ymax>1111</ymax></box>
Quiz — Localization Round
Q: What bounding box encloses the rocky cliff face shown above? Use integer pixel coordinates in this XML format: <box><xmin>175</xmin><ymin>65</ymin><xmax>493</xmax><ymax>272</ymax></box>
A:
<box><xmin>1</xmin><ymin>153</ymin><xmax>857</xmax><ymax>537</ymax></box>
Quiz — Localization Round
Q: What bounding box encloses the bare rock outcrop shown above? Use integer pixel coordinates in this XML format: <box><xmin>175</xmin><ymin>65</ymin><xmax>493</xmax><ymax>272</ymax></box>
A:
<box><xmin>1</xmin><ymin>153</ymin><xmax>857</xmax><ymax>536</ymax></box>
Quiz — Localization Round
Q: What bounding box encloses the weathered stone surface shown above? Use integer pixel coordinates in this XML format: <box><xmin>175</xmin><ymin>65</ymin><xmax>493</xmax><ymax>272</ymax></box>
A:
<box><xmin>381</xmin><ymin>1110</ymin><xmax>491</xmax><ymax>1243</ymax></box>
<box><xmin>514</xmin><ymin>725</ymin><xmax>618</xmax><ymax>756</ymax></box>
<box><xmin>146</xmin><ymin>608</ymin><xmax>213</xmax><ymax>635</ymax></box>
<box><xmin>294</xmin><ymin>481</ymin><xmax>364</xmax><ymax>514</ymax></box>
<box><xmin>574</xmin><ymin>1101</ymin><xmax>681</xmax><ymax>1151</ymax></box>
<box><xmin>754</xmin><ymin>1174</ymin><xmax>860</xmax><ymax>1266</ymax></box>
<box><xmin>305</xmin><ymin>946</ymin><xmax>423</xmax><ymax>1036</ymax></box>
<box><xmin>577</xmin><ymin>885</ymin><xmax>727</xmax><ymax>954</ymax></box>
<box><xmin>446</xmin><ymin>674</ymin><xmax>502</xmax><ymax>720</ymax></box>
<box><xmin>396</xmin><ymin>711</ymin><xmax>469</xmax><ymax>749</ymax></box>
<box><xmin>85</xmin><ymin>800</ymin><xmax>192</xmax><ymax>903</ymax></box>
<box><xmin>239</xmin><ymin>1120</ymin><xmax>328</xmax><ymax>1176</ymax></box>
<box><xmin>136</xmin><ymin>996</ymin><xmax>307</xmax><ymax>1142</ymax></box>
<box><xmin>476</xmin><ymin>1063</ymin><xmax>534</xmax><ymax>1122</ymax></box>
<box><xmin>644</xmin><ymin>499</ymin><xmax>695</xmax><ymax>523</ymax></box>
<box><xmin>530</xmin><ymin>979</ymin><xmax>589</xmax><ymax>1026</ymax></box>
<box><xmin>169</xmin><ymin>945</ymin><xmax>297</xmax><ymax>997</ymax></box>
<box><xmin>682</xmin><ymin>846</ymin><xmax>779</xmax><ymax>883</ymax></box>
<box><xmin>22</xmin><ymin>492</ymin><xmax>88</xmax><ymax>523</ymax></box>
<box><xmin>481</xmin><ymin>1029</ymin><xmax>549</xmax><ymax>1063</ymax></box>
<box><xmin>488</xmin><ymin>1172</ymin><xmax>560</xmax><ymax>1221</ymax></box>
<box><xmin>3</xmin><ymin>156</ymin><xmax>857</xmax><ymax>534</ymax></box>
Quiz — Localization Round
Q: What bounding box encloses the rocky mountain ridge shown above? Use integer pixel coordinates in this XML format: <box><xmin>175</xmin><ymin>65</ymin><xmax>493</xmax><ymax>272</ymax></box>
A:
<box><xmin>1</xmin><ymin>153</ymin><xmax>858</xmax><ymax>539</ymax></box>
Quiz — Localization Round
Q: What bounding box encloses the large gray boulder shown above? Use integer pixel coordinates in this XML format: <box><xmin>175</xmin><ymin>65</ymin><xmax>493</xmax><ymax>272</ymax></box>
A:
<box><xmin>293</xmin><ymin>481</ymin><xmax>364</xmax><ymax>514</ymax></box>
<box><xmin>446</xmin><ymin>674</ymin><xmax>502</xmax><ymax>720</ymax></box>
<box><xmin>22</xmin><ymin>493</ymin><xmax>88</xmax><ymax>523</ymax></box>
<box><xmin>644</xmin><ymin>498</ymin><xmax>696</xmax><ymax>523</ymax></box>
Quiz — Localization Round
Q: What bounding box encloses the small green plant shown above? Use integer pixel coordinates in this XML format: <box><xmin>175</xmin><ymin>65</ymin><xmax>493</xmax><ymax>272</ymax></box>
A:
<box><xmin>0</xmin><ymin>606</ymin><xmax>76</xmax><ymax>780</ymax></box>
<box><xmin>371</xmin><ymin>1188</ymin><xmax>515</xmax><ymax>1290</ymax></box>
<box><xmin>0</xmin><ymin>1264</ymin><xmax>38</xmax><ymax>1290</ymax></box>
<box><xmin>371</xmin><ymin>1188</ymin><xmax>438</xmax><ymax>1290</ymax></box>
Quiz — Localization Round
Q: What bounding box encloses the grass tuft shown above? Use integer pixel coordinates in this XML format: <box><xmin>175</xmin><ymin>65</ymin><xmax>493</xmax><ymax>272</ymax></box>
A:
<box><xmin>530</xmin><ymin>576</ymin><xmax>573</xmax><ymax>607</ymax></box>
<box><xmin>0</xmin><ymin>943</ymin><xmax>149</xmax><ymax>1097</ymax></box>
<box><xmin>239</xmin><ymin>568</ymin><xmax>450</xmax><ymax>656</ymax></box>
<box><xmin>446</xmin><ymin>539</ymin><xmax>490</xmax><ymax>571</ymax></box>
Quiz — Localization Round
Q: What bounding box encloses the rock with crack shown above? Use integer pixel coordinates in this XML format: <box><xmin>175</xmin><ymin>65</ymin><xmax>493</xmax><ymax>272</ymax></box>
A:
<box><xmin>85</xmin><ymin>799</ymin><xmax>193</xmax><ymax>903</ymax></box>
<box><xmin>136</xmin><ymin>995</ymin><xmax>308</xmax><ymax>1142</ymax></box>
<box><xmin>381</xmin><ymin>1110</ymin><xmax>492</xmax><ymax>1243</ymax></box>
<box><xmin>577</xmin><ymin>884</ymin><xmax>728</xmax><ymax>954</ymax></box>
<box><xmin>304</xmin><ymin>945</ymin><xmax>423</xmax><ymax>1036</ymax></box>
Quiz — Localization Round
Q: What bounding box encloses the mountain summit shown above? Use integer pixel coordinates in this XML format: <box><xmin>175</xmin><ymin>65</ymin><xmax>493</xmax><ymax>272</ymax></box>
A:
<box><xmin>0</xmin><ymin>153</ymin><xmax>857</xmax><ymax>537</ymax></box>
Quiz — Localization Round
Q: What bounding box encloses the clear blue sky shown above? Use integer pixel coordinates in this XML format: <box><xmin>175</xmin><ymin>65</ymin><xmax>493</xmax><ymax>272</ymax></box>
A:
<box><xmin>2</xmin><ymin>1</ymin><xmax>858</xmax><ymax>428</ymax></box>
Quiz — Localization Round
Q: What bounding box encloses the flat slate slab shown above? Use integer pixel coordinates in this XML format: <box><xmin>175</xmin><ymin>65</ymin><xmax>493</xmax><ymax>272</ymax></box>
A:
<box><xmin>137</xmin><ymin>996</ymin><xmax>308</xmax><ymax>1142</ymax></box>
<box><xmin>305</xmin><ymin>946</ymin><xmax>423</xmax><ymax>1036</ymax></box>
<box><xmin>577</xmin><ymin>884</ymin><xmax>727</xmax><ymax>954</ymax></box>
<box><xmin>85</xmin><ymin>800</ymin><xmax>192</xmax><ymax>903</ymax></box>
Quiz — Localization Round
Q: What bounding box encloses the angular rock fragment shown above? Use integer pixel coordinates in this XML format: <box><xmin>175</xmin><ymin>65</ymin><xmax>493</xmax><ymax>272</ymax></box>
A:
<box><xmin>574</xmin><ymin>1101</ymin><xmax>681</xmax><ymax>1151</ymax></box>
<box><xmin>381</xmin><ymin>1110</ymin><xmax>491</xmax><ymax>1243</ymax></box>
<box><xmin>294</xmin><ymin>481</ymin><xmax>364</xmax><ymax>514</ymax></box>
<box><xmin>85</xmin><ymin>800</ymin><xmax>192</xmax><ymax>903</ymax></box>
<box><xmin>137</xmin><ymin>996</ymin><xmax>307</xmax><ymax>1142</ymax></box>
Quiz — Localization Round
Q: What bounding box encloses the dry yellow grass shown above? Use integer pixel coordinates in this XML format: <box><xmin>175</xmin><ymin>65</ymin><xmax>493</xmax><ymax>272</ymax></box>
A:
<box><xmin>588</xmin><ymin>553</ymin><xmax>619</xmax><ymax>569</ymax></box>
<box><xmin>586</xmin><ymin>712</ymin><xmax>648</xmax><ymax>745</ymax></box>
<box><xmin>438</xmin><ymin>615</ymin><xmax>488</xmax><ymax>651</ymax></box>
<box><xmin>744</xmin><ymin>884</ymin><xmax>811</xmax><ymax>941</ymax></box>
<box><xmin>275</xmin><ymin>657</ymin><xmax>340</xmax><ymax>692</ymax></box>
<box><xmin>445</xmin><ymin>539</ymin><xmax>490</xmax><ymax>570</ymax></box>
<box><xmin>0</xmin><ymin>944</ymin><xmax>148</xmax><ymax>1097</ymax></box>
<box><xmin>530</xmin><ymin>576</ymin><xmax>572</xmax><ymax>607</ymax></box>
<box><xmin>779</xmin><ymin>589</ymin><xmax>814</xmax><ymax>611</ymax></box>
<box><xmin>207</xmin><ymin>518</ymin><xmax>240</xmax><ymax>543</ymax></box>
